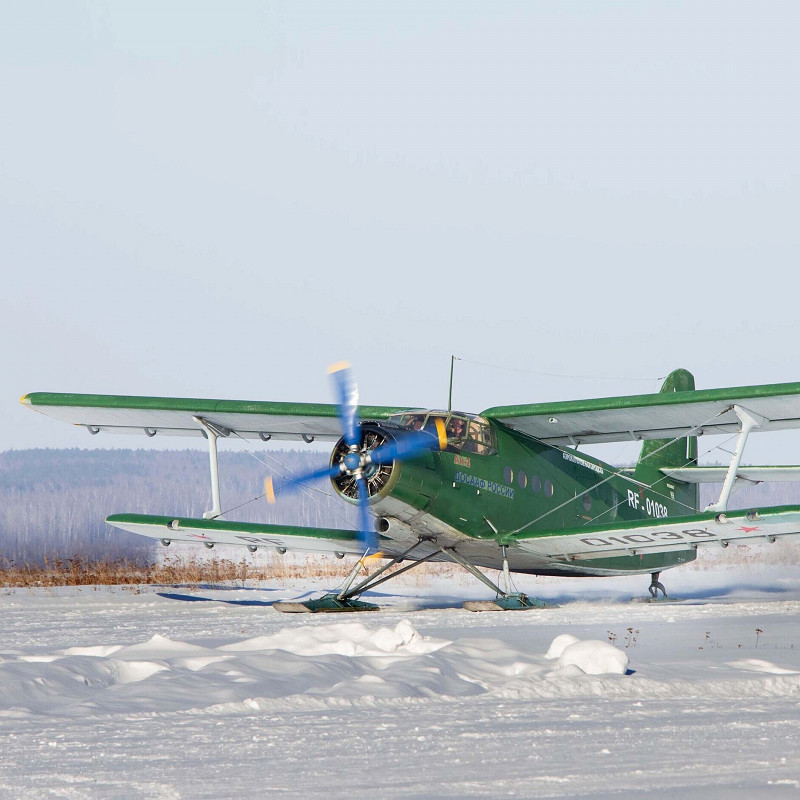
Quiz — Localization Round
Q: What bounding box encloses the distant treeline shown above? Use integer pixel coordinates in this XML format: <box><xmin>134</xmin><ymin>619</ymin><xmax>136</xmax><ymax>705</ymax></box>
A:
<box><xmin>0</xmin><ymin>448</ymin><xmax>356</xmax><ymax>565</ymax></box>
<box><xmin>1</xmin><ymin>448</ymin><xmax>798</xmax><ymax>566</ymax></box>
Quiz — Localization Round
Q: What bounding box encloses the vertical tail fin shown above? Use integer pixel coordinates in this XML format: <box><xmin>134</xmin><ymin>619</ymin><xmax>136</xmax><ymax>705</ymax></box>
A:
<box><xmin>634</xmin><ymin>369</ymin><xmax>699</xmax><ymax>512</ymax></box>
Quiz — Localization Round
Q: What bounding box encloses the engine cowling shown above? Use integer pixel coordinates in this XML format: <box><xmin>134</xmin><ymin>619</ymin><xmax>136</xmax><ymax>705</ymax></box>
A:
<box><xmin>329</xmin><ymin>423</ymin><xmax>399</xmax><ymax>503</ymax></box>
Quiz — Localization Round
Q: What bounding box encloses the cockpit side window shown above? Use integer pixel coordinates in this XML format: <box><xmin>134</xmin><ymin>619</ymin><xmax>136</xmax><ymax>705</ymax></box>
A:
<box><xmin>388</xmin><ymin>411</ymin><xmax>496</xmax><ymax>456</ymax></box>
<box><xmin>464</xmin><ymin>419</ymin><xmax>496</xmax><ymax>456</ymax></box>
<box><xmin>444</xmin><ymin>414</ymin><xmax>468</xmax><ymax>452</ymax></box>
<box><xmin>396</xmin><ymin>413</ymin><xmax>426</xmax><ymax>431</ymax></box>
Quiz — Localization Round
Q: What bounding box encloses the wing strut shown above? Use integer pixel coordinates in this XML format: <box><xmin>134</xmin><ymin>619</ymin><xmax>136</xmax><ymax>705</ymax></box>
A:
<box><xmin>705</xmin><ymin>404</ymin><xmax>767</xmax><ymax>513</ymax></box>
<box><xmin>193</xmin><ymin>416</ymin><xmax>230</xmax><ymax>519</ymax></box>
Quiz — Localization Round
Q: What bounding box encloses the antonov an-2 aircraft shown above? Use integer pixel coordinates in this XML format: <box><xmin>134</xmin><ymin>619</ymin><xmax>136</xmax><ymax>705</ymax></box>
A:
<box><xmin>21</xmin><ymin>365</ymin><xmax>800</xmax><ymax>611</ymax></box>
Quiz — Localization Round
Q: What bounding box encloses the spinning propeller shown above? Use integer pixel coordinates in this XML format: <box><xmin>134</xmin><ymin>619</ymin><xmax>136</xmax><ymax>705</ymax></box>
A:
<box><xmin>264</xmin><ymin>362</ymin><xmax>447</xmax><ymax>556</ymax></box>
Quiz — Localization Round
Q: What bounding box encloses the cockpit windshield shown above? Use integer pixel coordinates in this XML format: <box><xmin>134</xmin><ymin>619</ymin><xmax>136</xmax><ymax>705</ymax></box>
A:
<box><xmin>389</xmin><ymin>410</ymin><xmax>496</xmax><ymax>456</ymax></box>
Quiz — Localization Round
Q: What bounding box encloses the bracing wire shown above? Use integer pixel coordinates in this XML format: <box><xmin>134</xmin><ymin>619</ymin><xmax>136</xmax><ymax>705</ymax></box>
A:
<box><xmin>214</xmin><ymin>431</ymin><xmax>356</xmax><ymax>529</ymax></box>
<box><xmin>582</xmin><ymin>430</ymin><xmax>742</xmax><ymax>527</ymax></box>
<box><xmin>507</xmin><ymin>406</ymin><xmax>734</xmax><ymax>536</ymax></box>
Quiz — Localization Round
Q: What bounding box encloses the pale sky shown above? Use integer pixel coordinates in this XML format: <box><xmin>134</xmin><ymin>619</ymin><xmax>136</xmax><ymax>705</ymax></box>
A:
<box><xmin>3</xmin><ymin>1</ymin><xmax>800</xmax><ymax>464</ymax></box>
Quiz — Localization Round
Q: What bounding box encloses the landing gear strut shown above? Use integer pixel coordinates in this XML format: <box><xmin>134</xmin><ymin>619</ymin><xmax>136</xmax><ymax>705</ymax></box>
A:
<box><xmin>273</xmin><ymin>541</ymin><xmax>548</xmax><ymax>613</ymax></box>
<box><xmin>273</xmin><ymin>540</ymin><xmax>440</xmax><ymax>613</ymax></box>
<box><xmin>649</xmin><ymin>571</ymin><xmax>668</xmax><ymax>600</ymax></box>
<box><xmin>449</xmin><ymin>545</ymin><xmax>546</xmax><ymax>611</ymax></box>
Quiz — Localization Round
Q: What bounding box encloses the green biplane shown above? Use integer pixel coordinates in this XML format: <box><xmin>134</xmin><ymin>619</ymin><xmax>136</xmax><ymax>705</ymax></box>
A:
<box><xmin>21</xmin><ymin>366</ymin><xmax>800</xmax><ymax>611</ymax></box>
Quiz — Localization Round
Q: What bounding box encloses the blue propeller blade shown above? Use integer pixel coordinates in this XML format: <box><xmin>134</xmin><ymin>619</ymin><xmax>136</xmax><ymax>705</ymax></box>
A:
<box><xmin>328</xmin><ymin>361</ymin><xmax>361</xmax><ymax>449</ymax></box>
<box><xmin>355</xmin><ymin>475</ymin><xmax>379</xmax><ymax>554</ymax></box>
<box><xmin>369</xmin><ymin>428</ymin><xmax>444</xmax><ymax>466</ymax></box>
<box><xmin>265</xmin><ymin>463</ymin><xmax>342</xmax><ymax>503</ymax></box>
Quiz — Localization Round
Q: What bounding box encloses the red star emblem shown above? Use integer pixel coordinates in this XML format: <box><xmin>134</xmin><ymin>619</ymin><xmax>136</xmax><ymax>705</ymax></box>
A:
<box><xmin>737</xmin><ymin>526</ymin><xmax>760</xmax><ymax>533</ymax></box>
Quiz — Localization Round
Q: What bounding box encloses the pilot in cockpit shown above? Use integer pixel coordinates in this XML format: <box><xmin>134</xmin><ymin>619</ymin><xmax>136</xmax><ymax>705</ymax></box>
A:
<box><xmin>445</xmin><ymin>417</ymin><xmax>467</xmax><ymax>451</ymax></box>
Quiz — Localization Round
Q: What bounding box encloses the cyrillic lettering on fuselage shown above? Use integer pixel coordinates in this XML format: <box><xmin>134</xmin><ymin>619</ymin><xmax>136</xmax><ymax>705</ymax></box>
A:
<box><xmin>562</xmin><ymin>451</ymin><xmax>603</xmax><ymax>475</ymax></box>
<box><xmin>454</xmin><ymin>471</ymin><xmax>514</xmax><ymax>499</ymax></box>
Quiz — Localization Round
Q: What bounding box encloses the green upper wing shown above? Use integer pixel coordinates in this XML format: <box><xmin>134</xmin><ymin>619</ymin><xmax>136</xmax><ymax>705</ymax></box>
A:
<box><xmin>21</xmin><ymin>392</ymin><xmax>411</xmax><ymax>442</ymax></box>
<box><xmin>482</xmin><ymin>380</ymin><xmax>800</xmax><ymax>446</ymax></box>
<box><xmin>26</xmin><ymin>376</ymin><xmax>800</xmax><ymax>446</ymax></box>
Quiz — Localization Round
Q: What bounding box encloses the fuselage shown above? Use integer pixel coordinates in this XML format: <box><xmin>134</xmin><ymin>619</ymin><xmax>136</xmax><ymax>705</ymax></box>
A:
<box><xmin>346</xmin><ymin>412</ymin><xmax>698</xmax><ymax>576</ymax></box>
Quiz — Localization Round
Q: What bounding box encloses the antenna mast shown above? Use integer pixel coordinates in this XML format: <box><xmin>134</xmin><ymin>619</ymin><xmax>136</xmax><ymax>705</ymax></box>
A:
<box><xmin>447</xmin><ymin>355</ymin><xmax>458</xmax><ymax>412</ymax></box>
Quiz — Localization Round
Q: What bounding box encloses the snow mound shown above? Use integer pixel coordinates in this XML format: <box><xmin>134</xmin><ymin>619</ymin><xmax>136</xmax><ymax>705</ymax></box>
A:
<box><xmin>220</xmin><ymin>619</ymin><xmax>448</xmax><ymax>658</ymax></box>
<box><xmin>62</xmin><ymin>644</ymin><xmax>123</xmax><ymax>657</ymax></box>
<box><xmin>0</xmin><ymin>619</ymin><xmax>467</xmax><ymax>717</ymax></box>
<box><xmin>555</xmin><ymin>638</ymin><xmax>629</xmax><ymax>675</ymax></box>
<box><xmin>112</xmin><ymin>660</ymin><xmax>168</xmax><ymax>684</ymax></box>
<box><xmin>727</xmin><ymin>658</ymin><xmax>800</xmax><ymax>675</ymax></box>
<box><xmin>544</xmin><ymin>633</ymin><xmax>580</xmax><ymax>659</ymax></box>
<box><xmin>113</xmin><ymin>634</ymin><xmax>217</xmax><ymax>659</ymax></box>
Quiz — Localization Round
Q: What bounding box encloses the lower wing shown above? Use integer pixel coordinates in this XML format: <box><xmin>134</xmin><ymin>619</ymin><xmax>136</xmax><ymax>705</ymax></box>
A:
<box><xmin>510</xmin><ymin>505</ymin><xmax>800</xmax><ymax>563</ymax></box>
<box><xmin>107</xmin><ymin>514</ymin><xmax>370</xmax><ymax>556</ymax></box>
<box><xmin>107</xmin><ymin>505</ymin><xmax>800</xmax><ymax>576</ymax></box>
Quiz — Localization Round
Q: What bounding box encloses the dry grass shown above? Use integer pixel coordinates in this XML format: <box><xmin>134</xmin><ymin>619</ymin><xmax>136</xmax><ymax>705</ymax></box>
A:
<box><xmin>4</xmin><ymin>539</ymin><xmax>799</xmax><ymax>589</ymax></box>
<box><xmin>0</xmin><ymin>556</ymin><xmax>253</xmax><ymax>588</ymax></box>
<box><xmin>0</xmin><ymin>554</ymin><xmax>465</xmax><ymax>589</ymax></box>
<box><xmin>0</xmin><ymin>555</ymin><xmax>336</xmax><ymax>588</ymax></box>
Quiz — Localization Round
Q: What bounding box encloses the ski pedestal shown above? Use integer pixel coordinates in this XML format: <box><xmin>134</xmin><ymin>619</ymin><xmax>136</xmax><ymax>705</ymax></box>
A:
<box><xmin>273</xmin><ymin>544</ymin><xmax>439</xmax><ymax>614</ymax></box>
<box><xmin>463</xmin><ymin>593</ymin><xmax>548</xmax><ymax>612</ymax></box>
<box><xmin>448</xmin><ymin>547</ymin><xmax>549</xmax><ymax>612</ymax></box>
<box><xmin>273</xmin><ymin>593</ymin><xmax>380</xmax><ymax>613</ymax></box>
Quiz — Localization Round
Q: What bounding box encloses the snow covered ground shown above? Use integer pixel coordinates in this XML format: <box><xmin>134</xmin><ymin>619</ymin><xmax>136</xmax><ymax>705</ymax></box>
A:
<box><xmin>2</xmin><ymin>557</ymin><xmax>800</xmax><ymax>799</ymax></box>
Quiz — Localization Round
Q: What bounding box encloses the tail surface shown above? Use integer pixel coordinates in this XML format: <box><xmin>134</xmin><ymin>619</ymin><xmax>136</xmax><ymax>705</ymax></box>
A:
<box><xmin>633</xmin><ymin>368</ymin><xmax>699</xmax><ymax>512</ymax></box>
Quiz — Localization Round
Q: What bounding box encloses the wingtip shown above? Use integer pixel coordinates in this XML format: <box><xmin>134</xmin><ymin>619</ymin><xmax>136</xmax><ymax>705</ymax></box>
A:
<box><xmin>19</xmin><ymin>393</ymin><xmax>31</xmax><ymax>405</ymax></box>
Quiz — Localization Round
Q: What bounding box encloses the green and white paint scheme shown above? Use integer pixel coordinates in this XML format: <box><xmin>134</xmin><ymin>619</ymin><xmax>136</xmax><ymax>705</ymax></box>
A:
<box><xmin>21</xmin><ymin>369</ymin><xmax>800</xmax><ymax>610</ymax></box>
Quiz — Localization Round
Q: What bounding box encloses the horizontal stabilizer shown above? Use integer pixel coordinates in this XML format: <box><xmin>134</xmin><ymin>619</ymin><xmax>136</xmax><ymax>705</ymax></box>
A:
<box><xmin>662</xmin><ymin>466</ymin><xmax>800</xmax><ymax>484</ymax></box>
